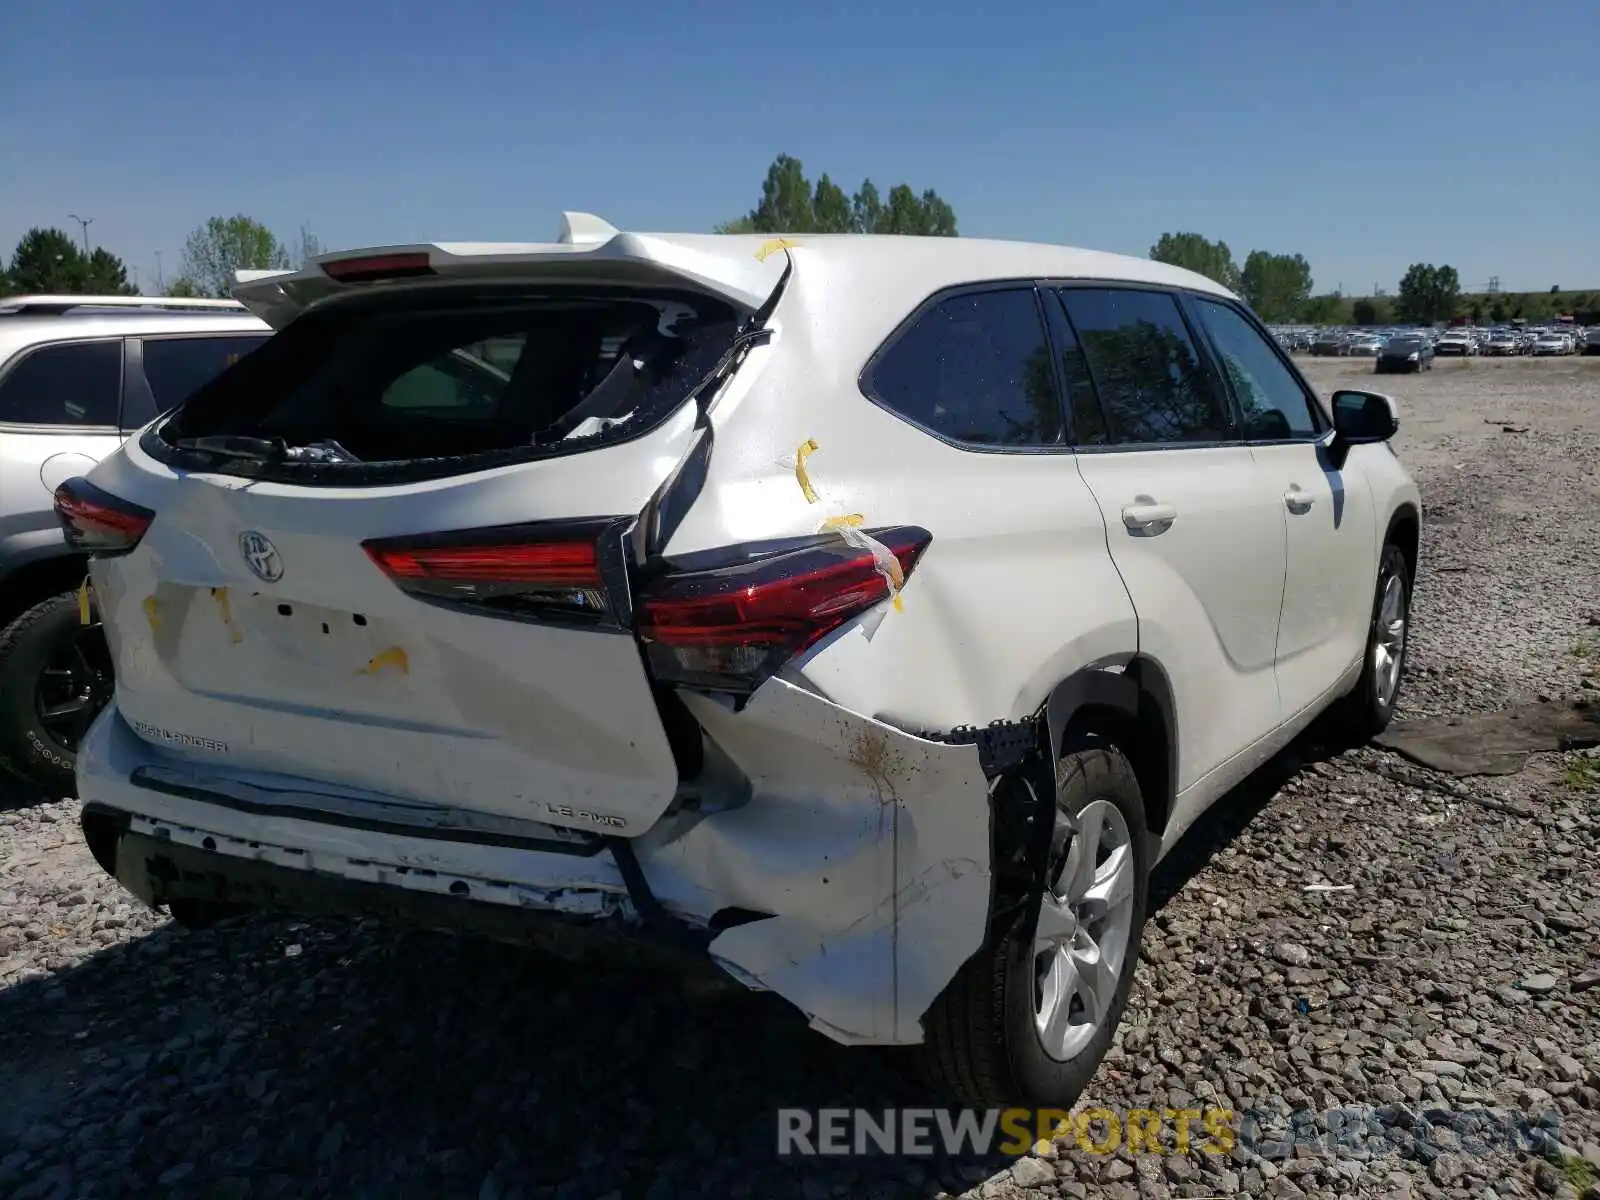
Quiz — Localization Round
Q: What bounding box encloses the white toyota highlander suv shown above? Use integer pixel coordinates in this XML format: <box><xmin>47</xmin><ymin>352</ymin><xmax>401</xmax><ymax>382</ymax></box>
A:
<box><xmin>63</xmin><ymin>215</ymin><xmax>1420</xmax><ymax>1107</ymax></box>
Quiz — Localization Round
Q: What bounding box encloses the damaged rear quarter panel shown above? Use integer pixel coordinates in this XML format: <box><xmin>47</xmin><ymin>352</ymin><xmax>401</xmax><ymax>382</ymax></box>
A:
<box><xmin>653</xmin><ymin>679</ymin><xmax>991</xmax><ymax>1045</ymax></box>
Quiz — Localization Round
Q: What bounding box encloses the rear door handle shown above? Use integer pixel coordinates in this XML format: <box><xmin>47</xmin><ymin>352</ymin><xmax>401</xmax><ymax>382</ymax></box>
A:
<box><xmin>1284</xmin><ymin>486</ymin><xmax>1315</xmax><ymax>515</ymax></box>
<box><xmin>1122</xmin><ymin>501</ymin><xmax>1178</xmax><ymax>533</ymax></box>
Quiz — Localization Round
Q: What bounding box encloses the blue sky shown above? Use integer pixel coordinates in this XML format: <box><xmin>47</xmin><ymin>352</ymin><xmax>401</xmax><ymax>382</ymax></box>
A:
<box><xmin>2</xmin><ymin>0</ymin><xmax>1595</xmax><ymax>296</ymax></box>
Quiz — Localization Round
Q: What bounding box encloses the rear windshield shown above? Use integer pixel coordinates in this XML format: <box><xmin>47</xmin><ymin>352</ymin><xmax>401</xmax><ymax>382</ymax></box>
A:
<box><xmin>152</xmin><ymin>288</ymin><xmax>742</xmax><ymax>482</ymax></box>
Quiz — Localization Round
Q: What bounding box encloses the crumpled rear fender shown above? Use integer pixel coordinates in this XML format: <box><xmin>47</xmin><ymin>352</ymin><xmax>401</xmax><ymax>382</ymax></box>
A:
<box><xmin>641</xmin><ymin>678</ymin><xmax>993</xmax><ymax>1046</ymax></box>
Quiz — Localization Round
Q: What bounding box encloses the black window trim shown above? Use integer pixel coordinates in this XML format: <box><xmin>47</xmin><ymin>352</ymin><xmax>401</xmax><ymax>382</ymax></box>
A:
<box><xmin>125</xmin><ymin>331</ymin><xmax>274</xmax><ymax>433</ymax></box>
<box><xmin>856</xmin><ymin>278</ymin><xmax>1072</xmax><ymax>455</ymax></box>
<box><xmin>1041</xmin><ymin>279</ymin><xmax>1244</xmax><ymax>455</ymax></box>
<box><xmin>0</xmin><ymin>335</ymin><xmax>125</xmax><ymax>433</ymax></box>
<box><xmin>1177</xmin><ymin>292</ymin><xmax>1333</xmax><ymax>445</ymax></box>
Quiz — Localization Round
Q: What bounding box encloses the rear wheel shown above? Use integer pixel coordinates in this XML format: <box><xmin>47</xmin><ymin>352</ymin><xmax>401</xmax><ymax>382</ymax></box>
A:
<box><xmin>917</xmin><ymin>743</ymin><xmax>1150</xmax><ymax>1106</ymax></box>
<box><xmin>0</xmin><ymin>590</ymin><xmax>114</xmax><ymax>799</ymax></box>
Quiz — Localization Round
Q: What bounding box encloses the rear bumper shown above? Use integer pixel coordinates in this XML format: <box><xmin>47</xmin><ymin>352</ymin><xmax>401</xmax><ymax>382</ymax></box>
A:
<box><xmin>75</xmin><ymin>679</ymin><xmax>995</xmax><ymax>1047</ymax></box>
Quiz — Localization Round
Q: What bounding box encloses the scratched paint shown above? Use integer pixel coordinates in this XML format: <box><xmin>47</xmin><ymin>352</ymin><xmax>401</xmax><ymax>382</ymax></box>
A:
<box><xmin>141</xmin><ymin>595</ymin><xmax>163</xmax><ymax>633</ymax></box>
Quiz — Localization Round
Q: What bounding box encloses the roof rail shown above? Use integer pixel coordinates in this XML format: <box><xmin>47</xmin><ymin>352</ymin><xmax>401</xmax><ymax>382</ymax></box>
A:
<box><xmin>0</xmin><ymin>294</ymin><xmax>247</xmax><ymax>316</ymax></box>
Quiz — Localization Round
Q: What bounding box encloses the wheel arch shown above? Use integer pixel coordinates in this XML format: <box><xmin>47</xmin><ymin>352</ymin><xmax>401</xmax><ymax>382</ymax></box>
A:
<box><xmin>0</xmin><ymin>538</ymin><xmax>89</xmax><ymax>630</ymax></box>
<box><xmin>1384</xmin><ymin>501</ymin><xmax>1420</xmax><ymax>583</ymax></box>
<box><xmin>1044</xmin><ymin>659</ymin><xmax>1177</xmax><ymax>839</ymax></box>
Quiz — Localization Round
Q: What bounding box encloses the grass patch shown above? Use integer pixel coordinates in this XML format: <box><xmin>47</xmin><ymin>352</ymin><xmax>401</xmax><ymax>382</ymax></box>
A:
<box><xmin>1563</xmin><ymin>755</ymin><xmax>1600</xmax><ymax>791</ymax></box>
<box><xmin>1560</xmin><ymin>1154</ymin><xmax>1595</xmax><ymax>1195</ymax></box>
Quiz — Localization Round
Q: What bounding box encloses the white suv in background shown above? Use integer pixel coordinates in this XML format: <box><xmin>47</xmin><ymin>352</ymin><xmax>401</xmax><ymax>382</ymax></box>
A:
<box><xmin>0</xmin><ymin>295</ymin><xmax>270</xmax><ymax>795</ymax></box>
<box><xmin>65</xmin><ymin>216</ymin><xmax>1420</xmax><ymax>1107</ymax></box>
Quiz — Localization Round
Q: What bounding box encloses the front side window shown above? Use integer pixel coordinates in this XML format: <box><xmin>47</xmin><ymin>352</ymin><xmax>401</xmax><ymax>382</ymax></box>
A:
<box><xmin>867</xmin><ymin>287</ymin><xmax>1063</xmax><ymax>447</ymax></box>
<box><xmin>0</xmin><ymin>340</ymin><xmax>122</xmax><ymax>427</ymax></box>
<box><xmin>1055</xmin><ymin>289</ymin><xmax>1234</xmax><ymax>446</ymax></box>
<box><xmin>1189</xmin><ymin>299</ymin><xmax>1321</xmax><ymax>440</ymax></box>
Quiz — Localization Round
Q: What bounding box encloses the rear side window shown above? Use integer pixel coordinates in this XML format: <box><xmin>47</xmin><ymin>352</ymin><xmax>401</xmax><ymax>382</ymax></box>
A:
<box><xmin>162</xmin><ymin>293</ymin><xmax>739</xmax><ymax>469</ymax></box>
<box><xmin>128</xmin><ymin>334</ymin><xmax>270</xmax><ymax>428</ymax></box>
<box><xmin>0</xmin><ymin>340</ymin><xmax>122</xmax><ymax>427</ymax></box>
<box><xmin>1056</xmin><ymin>288</ymin><xmax>1235</xmax><ymax>446</ymax></box>
<box><xmin>866</xmin><ymin>287</ymin><xmax>1062</xmax><ymax>447</ymax></box>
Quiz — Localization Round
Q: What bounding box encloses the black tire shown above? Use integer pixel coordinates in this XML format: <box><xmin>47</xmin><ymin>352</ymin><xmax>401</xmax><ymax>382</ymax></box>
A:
<box><xmin>1332</xmin><ymin>542</ymin><xmax>1411</xmax><ymax>741</ymax></box>
<box><xmin>917</xmin><ymin>743</ymin><xmax>1151</xmax><ymax>1107</ymax></box>
<box><xmin>0</xmin><ymin>590</ymin><xmax>114</xmax><ymax>800</ymax></box>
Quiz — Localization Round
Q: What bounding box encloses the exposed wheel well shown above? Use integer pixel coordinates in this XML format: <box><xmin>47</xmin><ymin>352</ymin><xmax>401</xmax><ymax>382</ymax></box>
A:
<box><xmin>0</xmin><ymin>553</ymin><xmax>89</xmax><ymax>630</ymax></box>
<box><xmin>1386</xmin><ymin>505</ymin><xmax>1420</xmax><ymax>583</ymax></box>
<box><xmin>1052</xmin><ymin>657</ymin><xmax>1176</xmax><ymax>839</ymax></box>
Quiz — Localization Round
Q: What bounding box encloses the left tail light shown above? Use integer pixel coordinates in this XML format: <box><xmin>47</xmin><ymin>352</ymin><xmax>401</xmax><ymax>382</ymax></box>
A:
<box><xmin>54</xmin><ymin>477</ymin><xmax>155</xmax><ymax>557</ymax></box>
<box><xmin>362</xmin><ymin>517</ymin><xmax>630</xmax><ymax>626</ymax></box>
<box><xmin>636</xmin><ymin>526</ymin><xmax>932</xmax><ymax>694</ymax></box>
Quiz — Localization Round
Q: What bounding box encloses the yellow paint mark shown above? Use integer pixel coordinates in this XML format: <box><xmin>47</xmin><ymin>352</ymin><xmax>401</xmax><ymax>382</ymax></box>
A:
<box><xmin>754</xmin><ymin>237</ymin><xmax>797</xmax><ymax>262</ymax></box>
<box><xmin>210</xmin><ymin>587</ymin><xmax>244</xmax><ymax>644</ymax></box>
<box><xmin>360</xmin><ymin>646</ymin><xmax>410</xmax><ymax>676</ymax></box>
<box><xmin>77</xmin><ymin>577</ymin><xmax>92</xmax><ymax>626</ymax></box>
<box><xmin>794</xmin><ymin>438</ymin><xmax>821</xmax><ymax>504</ymax></box>
<box><xmin>141</xmin><ymin>595</ymin><xmax>163</xmax><ymax>633</ymax></box>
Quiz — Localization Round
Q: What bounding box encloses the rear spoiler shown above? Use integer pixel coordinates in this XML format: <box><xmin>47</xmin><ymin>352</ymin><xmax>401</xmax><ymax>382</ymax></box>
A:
<box><xmin>230</xmin><ymin>211</ymin><xmax>792</xmax><ymax>328</ymax></box>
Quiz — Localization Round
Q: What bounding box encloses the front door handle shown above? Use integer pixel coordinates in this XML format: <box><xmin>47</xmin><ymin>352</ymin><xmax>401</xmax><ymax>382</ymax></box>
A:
<box><xmin>1122</xmin><ymin>501</ymin><xmax>1178</xmax><ymax>533</ymax></box>
<box><xmin>1284</xmin><ymin>486</ymin><xmax>1315</xmax><ymax>515</ymax></box>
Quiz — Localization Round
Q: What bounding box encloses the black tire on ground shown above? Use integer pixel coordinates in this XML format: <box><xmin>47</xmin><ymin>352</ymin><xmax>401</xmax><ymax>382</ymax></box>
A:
<box><xmin>0</xmin><ymin>589</ymin><xmax>112</xmax><ymax>799</ymax></box>
<box><xmin>916</xmin><ymin>742</ymin><xmax>1151</xmax><ymax>1107</ymax></box>
<box><xmin>1331</xmin><ymin>541</ymin><xmax>1412</xmax><ymax>742</ymax></box>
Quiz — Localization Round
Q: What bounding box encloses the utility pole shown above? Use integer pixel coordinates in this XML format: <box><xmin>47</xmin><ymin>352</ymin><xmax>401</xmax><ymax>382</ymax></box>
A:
<box><xmin>154</xmin><ymin>251</ymin><xmax>164</xmax><ymax>292</ymax></box>
<box><xmin>67</xmin><ymin>214</ymin><xmax>94</xmax><ymax>255</ymax></box>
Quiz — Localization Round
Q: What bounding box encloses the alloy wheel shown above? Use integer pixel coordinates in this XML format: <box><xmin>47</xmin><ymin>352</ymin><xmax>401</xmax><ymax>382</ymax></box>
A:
<box><xmin>1032</xmin><ymin>797</ymin><xmax>1137</xmax><ymax>1062</ymax></box>
<box><xmin>35</xmin><ymin>622</ymin><xmax>113</xmax><ymax>753</ymax></box>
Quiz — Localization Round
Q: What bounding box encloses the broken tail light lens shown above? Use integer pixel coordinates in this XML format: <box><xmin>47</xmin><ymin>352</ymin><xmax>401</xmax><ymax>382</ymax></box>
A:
<box><xmin>363</xmin><ymin>518</ymin><xmax>626</xmax><ymax>624</ymax></box>
<box><xmin>636</xmin><ymin>526</ymin><xmax>932</xmax><ymax>694</ymax></box>
<box><xmin>54</xmin><ymin>477</ymin><xmax>155</xmax><ymax>557</ymax></box>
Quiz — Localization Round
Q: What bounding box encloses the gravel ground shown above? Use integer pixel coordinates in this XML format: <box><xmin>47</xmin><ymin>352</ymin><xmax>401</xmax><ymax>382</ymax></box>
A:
<box><xmin>3</xmin><ymin>355</ymin><xmax>1599</xmax><ymax>1200</ymax></box>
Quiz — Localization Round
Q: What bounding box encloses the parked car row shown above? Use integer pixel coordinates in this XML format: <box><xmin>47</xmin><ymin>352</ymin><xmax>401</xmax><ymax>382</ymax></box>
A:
<box><xmin>1272</xmin><ymin>323</ymin><xmax>1596</xmax><ymax>360</ymax></box>
<box><xmin>6</xmin><ymin>220</ymin><xmax>1424</xmax><ymax>1110</ymax></box>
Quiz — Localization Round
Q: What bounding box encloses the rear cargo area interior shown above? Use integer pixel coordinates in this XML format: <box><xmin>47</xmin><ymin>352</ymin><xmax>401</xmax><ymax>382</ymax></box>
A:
<box><xmin>162</xmin><ymin>292</ymin><xmax>738</xmax><ymax>462</ymax></box>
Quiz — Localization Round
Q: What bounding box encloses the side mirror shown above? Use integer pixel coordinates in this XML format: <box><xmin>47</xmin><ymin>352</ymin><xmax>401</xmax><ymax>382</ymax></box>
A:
<box><xmin>1328</xmin><ymin>389</ymin><xmax>1399</xmax><ymax>468</ymax></box>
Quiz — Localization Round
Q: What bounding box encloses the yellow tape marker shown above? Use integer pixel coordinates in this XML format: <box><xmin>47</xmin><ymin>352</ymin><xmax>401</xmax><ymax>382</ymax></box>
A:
<box><xmin>821</xmin><ymin>514</ymin><xmax>865</xmax><ymax>530</ymax></box>
<box><xmin>78</xmin><ymin>577</ymin><xmax>92</xmax><ymax>626</ymax></box>
<box><xmin>360</xmin><ymin>646</ymin><xmax>410</xmax><ymax>676</ymax></box>
<box><xmin>754</xmin><ymin>237</ymin><xmax>797</xmax><ymax>262</ymax></box>
<box><xmin>210</xmin><ymin>586</ymin><xmax>244</xmax><ymax>644</ymax></box>
<box><xmin>794</xmin><ymin>438</ymin><xmax>821</xmax><ymax>504</ymax></box>
<box><xmin>142</xmin><ymin>595</ymin><xmax>163</xmax><ymax>632</ymax></box>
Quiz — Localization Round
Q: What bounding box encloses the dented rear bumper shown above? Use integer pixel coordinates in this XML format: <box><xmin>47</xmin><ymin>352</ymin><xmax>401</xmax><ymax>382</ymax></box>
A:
<box><xmin>76</xmin><ymin>678</ymin><xmax>995</xmax><ymax>1046</ymax></box>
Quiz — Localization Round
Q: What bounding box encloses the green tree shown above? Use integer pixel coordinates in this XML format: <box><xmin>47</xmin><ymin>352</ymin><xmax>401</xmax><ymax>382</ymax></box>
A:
<box><xmin>1351</xmin><ymin>298</ymin><xmax>1379</xmax><ymax>325</ymax></box>
<box><xmin>1550</xmin><ymin>284</ymin><xmax>1560</xmax><ymax>295</ymax></box>
<box><xmin>165</xmin><ymin>275</ymin><xmax>203</xmax><ymax>298</ymax></box>
<box><xmin>718</xmin><ymin>154</ymin><xmax>958</xmax><ymax>236</ymax></box>
<box><xmin>1239</xmin><ymin>251</ymin><xmax>1314</xmax><ymax>322</ymax></box>
<box><xmin>811</xmin><ymin>174</ymin><xmax>853</xmax><ymax>233</ymax></box>
<box><xmin>1301</xmin><ymin>294</ymin><xmax>1348</xmax><ymax>324</ymax></box>
<box><xmin>8</xmin><ymin>227</ymin><xmax>87</xmax><ymax>292</ymax></box>
<box><xmin>1149</xmin><ymin>232</ymin><xmax>1240</xmax><ymax>291</ymax></box>
<box><xmin>84</xmin><ymin>247</ymin><xmax>138</xmax><ymax>294</ymax></box>
<box><xmin>178</xmin><ymin>214</ymin><xmax>292</xmax><ymax>298</ymax></box>
<box><xmin>1395</xmin><ymin>263</ymin><xmax>1462</xmax><ymax>324</ymax></box>
<box><xmin>294</xmin><ymin>225</ymin><xmax>323</xmax><ymax>268</ymax></box>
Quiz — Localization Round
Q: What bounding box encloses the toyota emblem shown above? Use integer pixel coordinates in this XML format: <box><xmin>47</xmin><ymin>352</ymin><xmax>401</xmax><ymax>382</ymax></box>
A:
<box><xmin>239</xmin><ymin>531</ymin><xmax>284</xmax><ymax>583</ymax></box>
